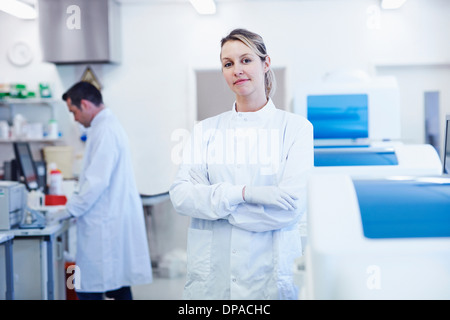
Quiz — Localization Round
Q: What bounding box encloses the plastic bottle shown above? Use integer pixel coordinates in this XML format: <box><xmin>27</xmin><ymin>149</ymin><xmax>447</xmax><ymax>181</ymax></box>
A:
<box><xmin>47</xmin><ymin>119</ymin><xmax>59</xmax><ymax>139</ymax></box>
<box><xmin>48</xmin><ymin>162</ymin><xmax>63</xmax><ymax>195</ymax></box>
<box><xmin>0</xmin><ymin>120</ymin><xmax>9</xmax><ymax>139</ymax></box>
<box><xmin>13</xmin><ymin>114</ymin><xmax>27</xmax><ymax>139</ymax></box>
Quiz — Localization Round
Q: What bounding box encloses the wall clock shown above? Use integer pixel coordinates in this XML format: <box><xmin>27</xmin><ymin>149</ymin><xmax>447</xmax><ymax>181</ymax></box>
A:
<box><xmin>8</xmin><ymin>41</ymin><xmax>33</xmax><ymax>66</ymax></box>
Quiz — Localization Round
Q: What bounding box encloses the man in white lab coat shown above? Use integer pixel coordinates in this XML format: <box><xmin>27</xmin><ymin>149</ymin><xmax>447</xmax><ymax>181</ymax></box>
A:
<box><xmin>61</xmin><ymin>81</ymin><xmax>152</xmax><ymax>300</ymax></box>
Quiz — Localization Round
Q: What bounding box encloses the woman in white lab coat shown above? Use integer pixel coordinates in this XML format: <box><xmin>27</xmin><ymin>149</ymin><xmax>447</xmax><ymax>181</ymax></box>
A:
<box><xmin>170</xmin><ymin>29</ymin><xmax>314</xmax><ymax>300</ymax></box>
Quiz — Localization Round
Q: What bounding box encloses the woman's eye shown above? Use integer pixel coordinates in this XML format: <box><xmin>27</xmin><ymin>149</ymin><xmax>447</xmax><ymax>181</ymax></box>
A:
<box><xmin>224</xmin><ymin>62</ymin><xmax>232</xmax><ymax>68</ymax></box>
<box><xmin>243</xmin><ymin>58</ymin><xmax>252</xmax><ymax>64</ymax></box>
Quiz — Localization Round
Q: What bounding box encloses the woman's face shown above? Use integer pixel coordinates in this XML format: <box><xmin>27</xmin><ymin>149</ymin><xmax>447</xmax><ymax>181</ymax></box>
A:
<box><xmin>221</xmin><ymin>40</ymin><xmax>270</xmax><ymax>101</ymax></box>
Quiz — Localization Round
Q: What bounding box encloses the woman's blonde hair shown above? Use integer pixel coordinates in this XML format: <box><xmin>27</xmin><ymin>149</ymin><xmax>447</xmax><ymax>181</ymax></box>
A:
<box><xmin>220</xmin><ymin>28</ymin><xmax>276</xmax><ymax>99</ymax></box>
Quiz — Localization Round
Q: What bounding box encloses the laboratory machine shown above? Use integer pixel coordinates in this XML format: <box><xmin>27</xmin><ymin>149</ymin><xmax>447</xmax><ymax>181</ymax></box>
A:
<box><xmin>302</xmin><ymin>115</ymin><xmax>450</xmax><ymax>299</ymax></box>
<box><xmin>294</xmin><ymin>73</ymin><xmax>442</xmax><ymax>177</ymax></box>
<box><xmin>0</xmin><ymin>181</ymin><xmax>26</xmax><ymax>230</ymax></box>
<box><xmin>294</xmin><ymin>73</ymin><xmax>402</xmax><ymax>145</ymax></box>
<box><xmin>313</xmin><ymin>143</ymin><xmax>442</xmax><ymax>177</ymax></box>
<box><xmin>304</xmin><ymin>173</ymin><xmax>450</xmax><ymax>299</ymax></box>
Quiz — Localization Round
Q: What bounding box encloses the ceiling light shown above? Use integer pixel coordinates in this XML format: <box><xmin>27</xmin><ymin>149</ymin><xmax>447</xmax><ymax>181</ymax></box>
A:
<box><xmin>0</xmin><ymin>0</ymin><xmax>37</xmax><ymax>19</ymax></box>
<box><xmin>381</xmin><ymin>0</ymin><xmax>407</xmax><ymax>9</ymax></box>
<box><xmin>190</xmin><ymin>0</ymin><xmax>216</xmax><ymax>15</ymax></box>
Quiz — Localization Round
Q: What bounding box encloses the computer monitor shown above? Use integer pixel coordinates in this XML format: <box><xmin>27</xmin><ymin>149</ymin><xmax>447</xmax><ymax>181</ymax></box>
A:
<box><xmin>444</xmin><ymin>115</ymin><xmax>450</xmax><ymax>174</ymax></box>
<box><xmin>13</xmin><ymin>142</ymin><xmax>39</xmax><ymax>191</ymax></box>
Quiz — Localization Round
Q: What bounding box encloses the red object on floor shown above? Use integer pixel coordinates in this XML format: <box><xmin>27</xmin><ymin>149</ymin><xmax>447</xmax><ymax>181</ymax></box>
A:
<box><xmin>45</xmin><ymin>195</ymin><xmax>67</xmax><ymax>206</ymax></box>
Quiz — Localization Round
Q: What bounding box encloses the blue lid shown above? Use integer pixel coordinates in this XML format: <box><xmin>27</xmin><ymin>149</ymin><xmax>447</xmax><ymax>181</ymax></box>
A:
<box><xmin>307</xmin><ymin>94</ymin><xmax>368</xmax><ymax>139</ymax></box>
<box><xmin>353</xmin><ymin>179</ymin><xmax>450</xmax><ymax>239</ymax></box>
<box><xmin>314</xmin><ymin>148</ymin><xmax>398</xmax><ymax>167</ymax></box>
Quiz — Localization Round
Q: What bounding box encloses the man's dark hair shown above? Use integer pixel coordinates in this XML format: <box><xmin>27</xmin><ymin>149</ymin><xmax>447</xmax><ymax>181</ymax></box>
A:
<box><xmin>62</xmin><ymin>81</ymin><xmax>103</xmax><ymax>109</ymax></box>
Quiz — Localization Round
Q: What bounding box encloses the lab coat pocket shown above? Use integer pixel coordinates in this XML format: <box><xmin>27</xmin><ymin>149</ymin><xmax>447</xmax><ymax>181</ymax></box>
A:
<box><xmin>186</xmin><ymin>228</ymin><xmax>212</xmax><ymax>280</ymax></box>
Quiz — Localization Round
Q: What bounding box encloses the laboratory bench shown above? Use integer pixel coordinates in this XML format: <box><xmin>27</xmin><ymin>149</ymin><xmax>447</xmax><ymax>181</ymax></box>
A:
<box><xmin>0</xmin><ymin>233</ymin><xmax>14</xmax><ymax>300</ymax></box>
<box><xmin>0</xmin><ymin>220</ymin><xmax>70</xmax><ymax>300</ymax></box>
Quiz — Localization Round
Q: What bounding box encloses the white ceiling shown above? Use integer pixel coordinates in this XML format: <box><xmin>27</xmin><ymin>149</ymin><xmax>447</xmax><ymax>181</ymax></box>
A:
<box><xmin>117</xmin><ymin>0</ymin><xmax>306</xmax><ymax>3</ymax></box>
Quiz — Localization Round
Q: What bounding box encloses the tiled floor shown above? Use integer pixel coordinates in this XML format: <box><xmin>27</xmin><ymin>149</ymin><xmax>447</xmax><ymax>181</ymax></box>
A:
<box><xmin>132</xmin><ymin>263</ymin><xmax>306</xmax><ymax>300</ymax></box>
<box><xmin>132</xmin><ymin>273</ymin><xmax>186</xmax><ymax>300</ymax></box>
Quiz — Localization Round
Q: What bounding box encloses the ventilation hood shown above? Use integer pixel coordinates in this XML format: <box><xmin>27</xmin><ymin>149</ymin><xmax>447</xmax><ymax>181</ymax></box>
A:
<box><xmin>38</xmin><ymin>0</ymin><xmax>121</xmax><ymax>64</ymax></box>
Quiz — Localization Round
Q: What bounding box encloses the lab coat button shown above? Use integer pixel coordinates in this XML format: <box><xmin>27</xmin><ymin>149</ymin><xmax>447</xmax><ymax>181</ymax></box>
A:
<box><xmin>232</xmin><ymin>278</ymin><xmax>237</xmax><ymax>282</ymax></box>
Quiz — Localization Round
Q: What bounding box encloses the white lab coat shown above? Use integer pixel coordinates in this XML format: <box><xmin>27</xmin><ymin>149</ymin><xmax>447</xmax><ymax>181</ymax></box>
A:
<box><xmin>67</xmin><ymin>108</ymin><xmax>152</xmax><ymax>293</ymax></box>
<box><xmin>170</xmin><ymin>99</ymin><xmax>313</xmax><ymax>299</ymax></box>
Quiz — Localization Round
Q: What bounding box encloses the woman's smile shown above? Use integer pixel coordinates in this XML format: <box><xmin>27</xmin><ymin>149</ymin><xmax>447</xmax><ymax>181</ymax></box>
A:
<box><xmin>234</xmin><ymin>78</ymin><xmax>250</xmax><ymax>85</ymax></box>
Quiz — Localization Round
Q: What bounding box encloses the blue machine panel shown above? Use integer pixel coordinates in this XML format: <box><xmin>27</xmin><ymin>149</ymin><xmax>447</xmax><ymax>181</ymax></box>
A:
<box><xmin>307</xmin><ymin>94</ymin><xmax>369</xmax><ymax>139</ymax></box>
<box><xmin>314</xmin><ymin>148</ymin><xmax>398</xmax><ymax>167</ymax></box>
<box><xmin>354</xmin><ymin>179</ymin><xmax>450</xmax><ymax>239</ymax></box>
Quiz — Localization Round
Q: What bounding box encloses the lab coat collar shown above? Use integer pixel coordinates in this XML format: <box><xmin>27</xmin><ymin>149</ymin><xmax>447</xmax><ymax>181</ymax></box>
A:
<box><xmin>90</xmin><ymin>107</ymin><xmax>110</xmax><ymax>127</ymax></box>
<box><xmin>231</xmin><ymin>98</ymin><xmax>276</xmax><ymax>121</ymax></box>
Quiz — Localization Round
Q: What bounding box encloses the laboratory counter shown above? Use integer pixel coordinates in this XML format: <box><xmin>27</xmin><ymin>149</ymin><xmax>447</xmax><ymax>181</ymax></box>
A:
<box><xmin>0</xmin><ymin>219</ymin><xmax>71</xmax><ymax>300</ymax></box>
<box><xmin>0</xmin><ymin>233</ymin><xmax>14</xmax><ymax>300</ymax></box>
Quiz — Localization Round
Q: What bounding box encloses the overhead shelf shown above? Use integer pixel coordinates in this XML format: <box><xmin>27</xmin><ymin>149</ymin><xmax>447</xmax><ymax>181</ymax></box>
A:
<box><xmin>0</xmin><ymin>98</ymin><xmax>60</xmax><ymax>124</ymax></box>
<box><xmin>0</xmin><ymin>98</ymin><xmax>59</xmax><ymax>104</ymax></box>
<box><xmin>0</xmin><ymin>138</ymin><xmax>60</xmax><ymax>143</ymax></box>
